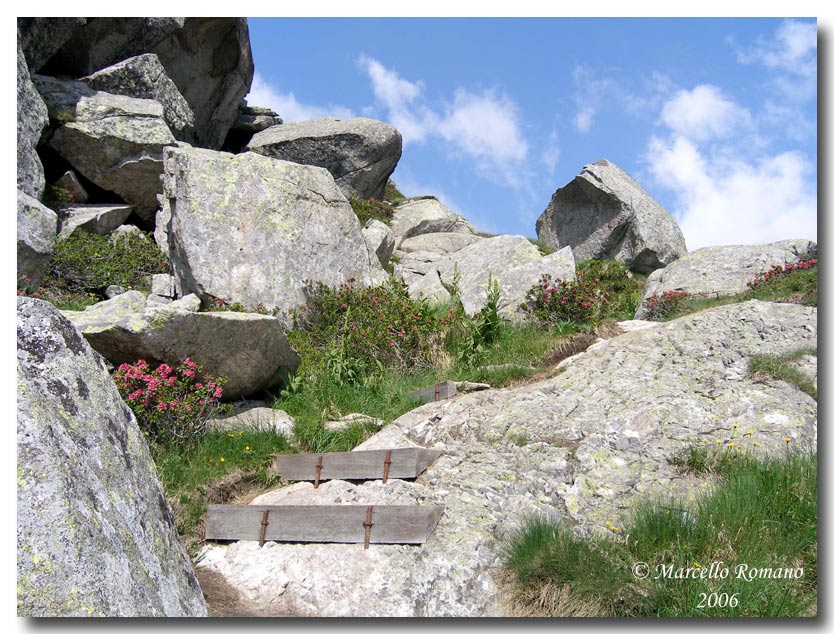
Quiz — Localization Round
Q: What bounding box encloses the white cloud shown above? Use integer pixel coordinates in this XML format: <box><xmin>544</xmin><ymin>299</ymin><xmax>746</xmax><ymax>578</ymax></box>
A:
<box><xmin>646</xmin><ymin>133</ymin><xmax>816</xmax><ymax>250</ymax></box>
<box><xmin>541</xmin><ymin>129</ymin><xmax>560</xmax><ymax>177</ymax></box>
<box><xmin>357</xmin><ymin>55</ymin><xmax>530</xmax><ymax>188</ymax></box>
<box><xmin>732</xmin><ymin>19</ymin><xmax>817</xmax><ymax>101</ymax></box>
<box><xmin>660</xmin><ymin>85</ymin><xmax>752</xmax><ymax>142</ymax></box>
<box><xmin>245</xmin><ymin>73</ymin><xmax>353</xmax><ymax>123</ymax></box>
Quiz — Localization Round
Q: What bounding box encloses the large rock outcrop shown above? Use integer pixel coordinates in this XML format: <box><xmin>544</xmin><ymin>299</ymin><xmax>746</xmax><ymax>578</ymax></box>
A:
<box><xmin>17</xmin><ymin>297</ymin><xmax>207</xmax><ymax>616</ymax></box>
<box><xmin>34</xmin><ymin>74</ymin><xmax>175</xmax><ymax>222</ymax></box>
<box><xmin>63</xmin><ymin>291</ymin><xmax>301</xmax><ymax>401</ymax></box>
<box><xmin>390</xmin><ymin>198</ymin><xmax>477</xmax><ymax>244</ymax></box>
<box><xmin>536</xmin><ymin>159</ymin><xmax>687</xmax><ymax>273</ymax></box>
<box><xmin>635</xmin><ymin>241</ymin><xmax>815</xmax><ymax>319</ymax></box>
<box><xmin>157</xmin><ymin>145</ymin><xmax>385</xmax><ymax>320</ymax></box>
<box><xmin>17</xmin><ymin>43</ymin><xmax>48</xmax><ymax>199</ymax></box>
<box><xmin>17</xmin><ymin>190</ymin><xmax>58</xmax><ymax>291</ymax></box>
<box><xmin>80</xmin><ymin>53</ymin><xmax>195</xmax><ymax>142</ymax></box>
<box><xmin>197</xmin><ymin>300</ymin><xmax>816</xmax><ymax>616</ymax></box>
<box><xmin>397</xmin><ymin>235</ymin><xmax>576</xmax><ymax>320</ymax></box>
<box><xmin>246</xmin><ymin>117</ymin><xmax>402</xmax><ymax>201</ymax></box>
<box><xmin>17</xmin><ymin>17</ymin><xmax>88</xmax><ymax>74</ymax></box>
<box><xmin>151</xmin><ymin>18</ymin><xmax>254</xmax><ymax>149</ymax></box>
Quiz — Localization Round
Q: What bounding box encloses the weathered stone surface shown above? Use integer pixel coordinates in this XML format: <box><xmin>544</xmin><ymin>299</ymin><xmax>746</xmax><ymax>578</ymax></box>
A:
<box><xmin>246</xmin><ymin>117</ymin><xmax>402</xmax><ymax>200</ymax></box>
<box><xmin>635</xmin><ymin>241</ymin><xmax>811</xmax><ymax>319</ymax></box>
<box><xmin>361</xmin><ymin>219</ymin><xmax>395</xmax><ymax>268</ymax></box>
<box><xmin>63</xmin><ymin>293</ymin><xmax>301</xmax><ymax>400</ymax></box>
<box><xmin>81</xmin><ymin>53</ymin><xmax>195</xmax><ymax>142</ymax></box>
<box><xmin>159</xmin><ymin>145</ymin><xmax>385</xmax><ymax>319</ymax></box>
<box><xmin>34</xmin><ymin>75</ymin><xmax>175</xmax><ymax>222</ymax></box>
<box><xmin>17</xmin><ymin>17</ymin><xmax>87</xmax><ymax>73</ymax></box>
<box><xmin>110</xmin><ymin>224</ymin><xmax>145</xmax><ymax>245</ymax></box>
<box><xmin>17</xmin><ymin>190</ymin><xmax>58</xmax><ymax>291</ymax></box>
<box><xmin>390</xmin><ymin>198</ymin><xmax>477</xmax><ymax>243</ymax></box>
<box><xmin>536</xmin><ymin>159</ymin><xmax>687</xmax><ymax>273</ymax></box>
<box><xmin>152</xmin><ymin>274</ymin><xmax>176</xmax><ymax>298</ymax></box>
<box><xmin>43</xmin><ymin>17</ymin><xmax>186</xmax><ymax>76</ymax></box>
<box><xmin>57</xmin><ymin>203</ymin><xmax>133</xmax><ymax>238</ymax></box>
<box><xmin>771</xmin><ymin>238</ymin><xmax>817</xmax><ymax>259</ymax></box>
<box><xmin>323</xmin><ymin>413</ymin><xmax>383</xmax><ymax>433</ymax></box>
<box><xmin>398</xmin><ymin>232</ymin><xmax>482</xmax><ymax>254</ymax></box>
<box><xmin>17</xmin><ymin>43</ymin><xmax>48</xmax><ymax>199</ymax></box>
<box><xmin>398</xmin><ymin>235</ymin><xmax>576</xmax><ymax>319</ymax></box>
<box><xmin>208</xmin><ymin>405</ymin><xmax>295</xmax><ymax>436</ymax></box>
<box><xmin>17</xmin><ymin>297</ymin><xmax>207</xmax><ymax>616</ymax></box>
<box><xmin>233</xmin><ymin>104</ymin><xmax>282</xmax><ymax>132</ymax></box>
<box><xmin>152</xmin><ymin>18</ymin><xmax>254</xmax><ymax>149</ymax></box>
<box><xmin>197</xmin><ymin>300</ymin><xmax>815</xmax><ymax>616</ymax></box>
<box><xmin>55</xmin><ymin>170</ymin><xmax>89</xmax><ymax>203</ymax></box>
<box><xmin>105</xmin><ymin>285</ymin><xmax>127</xmax><ymax>299</ymax></box>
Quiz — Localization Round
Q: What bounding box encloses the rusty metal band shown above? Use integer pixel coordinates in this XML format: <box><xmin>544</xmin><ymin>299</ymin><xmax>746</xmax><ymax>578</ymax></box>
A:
<box><xmin>382</xmin><ymin>450</ymin><xmax>392</xmax><ymax>484</ymax></box>
<box><xmin>363</xmin><ymin>505</ymin><xmax>374</xmax><ymax>549</ymax></box>
<box><xmin>259</xmin><ymin>509</ymin><xmax>270</xmax><ymax>547</ymax></box>
<box><xmin>314</xmin><ymin>456</ymin><xmax>323</xmax><ymax>489</ymax></box>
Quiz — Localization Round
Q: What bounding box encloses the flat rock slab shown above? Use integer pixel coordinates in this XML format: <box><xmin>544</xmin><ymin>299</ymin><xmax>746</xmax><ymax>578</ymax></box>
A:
<box><xmin>63</xmin><ymin>292</ymin><xmax>300</xmax><ymax>400</ymax></box>
<box><xmin>208</xmin><ymin>406</ymin><xmax>295</xmax><ymax>436</ymax></box>
<box><xmin>635</xmin><ymin>241</ymin><xmax>813</xmax><ymax>319</ymax></box>
<box><xmin>58</xmin><ymin>203</ymin><xmax>133</xmax><ymax>238</ymax></box>
<box><xmin>197</xmin><ymin>300</ymin><xmax>816</xmax><ymax>616</ymax></box>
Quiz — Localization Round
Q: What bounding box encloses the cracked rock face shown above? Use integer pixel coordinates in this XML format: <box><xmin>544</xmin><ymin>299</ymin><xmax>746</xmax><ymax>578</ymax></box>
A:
<box><xmin>198</xmin><ymin>300</ymin><xmax>816</xmax><ymax>616</ymax></box>
<box><xmin>390</xmin><ymin>198</ymin><xmax>477</xmax><ymax>243</ymax></box>
<box><xmin>246</xmin><ymin>116</ymin><xmax>402</xmax><ymax>201</ymax></box>
<box><xmin>157</xmin><ymin>145</ymin><xmax>386</xmax><ymax>321</ymax></box>
<box><xmin>17</xmin><ymin>43</ymin><xmax>48</xmax><ymax>199</ymax></box>
<box><xmin>536</xmin><ymin>159</ymin><xmax>687</xmax><ymax>273</ymax></box>
<box><xmin>17</xmin><ymin>190</ymin><xmax>58</xmax><ymax>291</ymax></box>
<box><xmin>17</xmin><ymin>297</ymin><xmax>206</xmax><ymax>616</ymax></box>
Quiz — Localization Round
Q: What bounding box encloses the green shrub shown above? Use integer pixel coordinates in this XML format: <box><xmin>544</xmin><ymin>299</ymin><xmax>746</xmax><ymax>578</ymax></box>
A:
<box><xmin>42</xmin><ymin>230</ymin><xmax>171</xmax><ymax>296</ymax></box>
<box><xmin>641</xmin><ymin>290</ymin><xmax>693</xmax><ymax>320</ymax></box>
<box><xmin>454</xmin><ymin>274</ymin><xmax>505</xmax><ymax>365</ymax></box>
<box><xmin>295</xmin><ymin>278</ymin><xmax>446</xmax><ymax>383</ymax></box>
<box><xmin>349</xmin><ymin>197</ymin><xmax>395</xmax><ymax>226</ymax></box>
<box><xmin>384</xmin><ymin>180</ymin><xmax>407</xmax><ymax>205</ymax></box>
<box><xmin>523</xmin><ymin>273</ymin><xmax>612</xmax><ymax>326</ymax></box>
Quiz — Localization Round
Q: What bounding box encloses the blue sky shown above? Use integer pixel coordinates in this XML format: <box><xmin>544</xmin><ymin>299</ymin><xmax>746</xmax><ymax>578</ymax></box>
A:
<box><xmin>245</xmin><ymin>17</ymin><xmax>817</xmax><ymax>251</ymax></box>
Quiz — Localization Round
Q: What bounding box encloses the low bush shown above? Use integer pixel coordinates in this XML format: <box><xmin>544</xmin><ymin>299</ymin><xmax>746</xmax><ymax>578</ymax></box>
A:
<box><xmin>523</xmin><ymin>273</ymin><xmax>612</xmax><ymax>326</ymax></box>
<box><xmin>349</xmin><ymin>197</ymin><xmax>395</xmax><ymax>226</ymax></box>
<box><xmin>641</xmin><ymin>290</ymin><xmax>693</xmax><ymax>320</ymax></box>
<box><xmin>112</xmin><ymin>358</ymin><xmax>229</xmax><ymax>447</ymax></box>
<box><xmin>41</xmin><ymin>230</ymin><xmax>171</xmax><ymax>301</ymax></box>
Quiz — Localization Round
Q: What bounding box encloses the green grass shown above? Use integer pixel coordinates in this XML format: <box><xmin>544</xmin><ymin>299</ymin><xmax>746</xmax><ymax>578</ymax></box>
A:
<box><xmin>152</xmin><ymin>428</ymin><xmax>293</xmax><ymax>553</ymax></box>
<box><xmin>748</xmin><ymin>347</ymin><xmax>817</xmax><ymax>399</ymax></box>
<box><xmin>275</xmin><ymin>321</ymin><xmax>574</xmax><ymax>454</ymax></box>
<box><xmin>502</xmin><ymin>449</ymin><xmax>817</xmax><ymax>617</ymax></box>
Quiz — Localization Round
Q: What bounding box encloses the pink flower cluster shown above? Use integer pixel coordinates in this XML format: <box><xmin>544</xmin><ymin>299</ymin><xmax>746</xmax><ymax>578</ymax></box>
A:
<box><xmin>747</xmin><ymin>258</ymin><xmax>817</xmax><ymax>289</ymax></box>
<box><xmin>112</xmin><ymin>357</ymin><xmax>226</xmax><ymax>444</ymax></box>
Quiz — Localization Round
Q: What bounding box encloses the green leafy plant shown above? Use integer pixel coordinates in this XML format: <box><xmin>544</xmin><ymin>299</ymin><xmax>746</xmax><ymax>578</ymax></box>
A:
<box><xmin>43</xmin><ymin>230</ymin><xmax>171</xmax><ymax>297</ymax></box>
<box><xmin>456</xmin><ymin>274</ymin><xmax>505</xmax><ymax>365</ymax></box>
<box><xmin>349</xmin><ymin>197</ymin><xmax>396</xmax><ymax>226</ymax></box>
<box><xmin>112</xmin><ymin>358</ymin><xmax>230</xmax><ymax>447</ymax></box>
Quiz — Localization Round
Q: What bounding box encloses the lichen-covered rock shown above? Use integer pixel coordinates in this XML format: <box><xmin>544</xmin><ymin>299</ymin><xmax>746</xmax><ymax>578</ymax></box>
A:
<box><xmin>17</xmin><ymin>43</ymin><xmax>48</xmax><ymax>199</ymax></box>
<box><xmin>17</xmin><ymin>190</ymin><xmax>57</xmax><ymax>291</ymax></box>
<box><xmin>361</xmin><ymin>219</ymin><xmax>395</xmax><ymax>268</ymax></box>
<box><xmin>152</xmin><ymin>18</ymin><xmax>254</xmax><ymax>149</ymax></box>
<box><xmin>197</xmin><ymin>300</ymin><xmax>816</xmax><ymax>616</ymax></box>
<box><xmin>34</xmin><ymin>74</ymin><xmax>175</xmax><ymax>222</ymax></box>
<box><xmin>158</xmin><ymin>145</ymin><xmax>385</xmax><ymax>320</ymax></box>
<box><xmin>635</xmin><ymin>241</ymin><xmax>813</xmax><ymax>319</ymax></box>
<box><xmin>63</xmin><ymin>292</ymin><xmax>301</xmax><ymax>400</ymax></box>
<box><xmin>246</xmin><ymin>117</ymin><xmax>402</xmax><ymax>201</ymax></box>
<box><xmin>55</xmin><ymin>170</ymin><xmax>89</xmax><ymax>203</ymax></box>
<box><xmin>80</xmin><ymin>53</ymin><xmax>195</xmax><ymax>142</ymax></box>
<box><xmin>390</xmin><ymin>198</ymin><xmax>477</xmax><ymax>243</ymax></box>
<box><xmin>536</xmin><ymin>159</ymin><xmax>687</xmax><ymax>273</ymax></box>
<box><xmin>398</xmin><ymin>232</ymin><xmax>482</xmax><ymax>254</ymax></box>
<box><xmin>396</xmin><ymin>235</ymin><xmax>575</xmax><ymax>320</ymax></box>
<box><xmin>208</xmin><ymin>405</ymin><xmax>295</xmax><ymax>436</ymax></box>
<box><xmin>17</xmin><ymin>297</ymin><xmax>206</xmax><ymax>616</ymax></box>
<box><xmin>57</xmin><ymin>203</ymin><xmax>133</xmax><ymax>238</ymax></box>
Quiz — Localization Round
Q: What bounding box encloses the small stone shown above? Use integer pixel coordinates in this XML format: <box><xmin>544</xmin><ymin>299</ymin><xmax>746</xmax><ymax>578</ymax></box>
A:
<box><xmin>151</xmin><ymin>274</ymin><xmax>176</xmax><ymax>298</ymax></box>
<box><xmin>104</xmin><ymin>285</ymin><xmax>126</xmax><ymax>299</ymax></box>
<box><xmin>55</xmin><ymin>170</ymin><xmax>89</xmax><ymax>203</ymax></box>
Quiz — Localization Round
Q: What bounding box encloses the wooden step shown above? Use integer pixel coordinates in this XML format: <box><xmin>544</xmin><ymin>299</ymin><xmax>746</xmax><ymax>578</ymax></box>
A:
<box><xmin>205</xmin><ymin>504</ymin><xmax>445</xmax><ymax>547</ymax></box>
<box><xmin>272</xmin><ymin>448</ymin><xmax>442</xmax><ymax>484</ymax></box>
<box><xmin>406</xmin><ymin>380</ymin><xmax>457</xmax><ymax>404</ymax></box>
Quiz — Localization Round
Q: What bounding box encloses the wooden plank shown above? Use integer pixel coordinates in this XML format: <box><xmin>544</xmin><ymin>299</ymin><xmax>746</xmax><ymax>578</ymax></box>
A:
<box><xmin>406</xmin><ymin>380</ymin><xmax>457</xmax><ymax>404</ymax></box>
<box><xmin>272</xmin><ymin>448</ymin><xmax>442</xmax><ymax>482</ymax></box>
<box><xmin>205</xmin><ymin>504</ymin><xmax>445</xmax><ymax>545</ymax></box>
